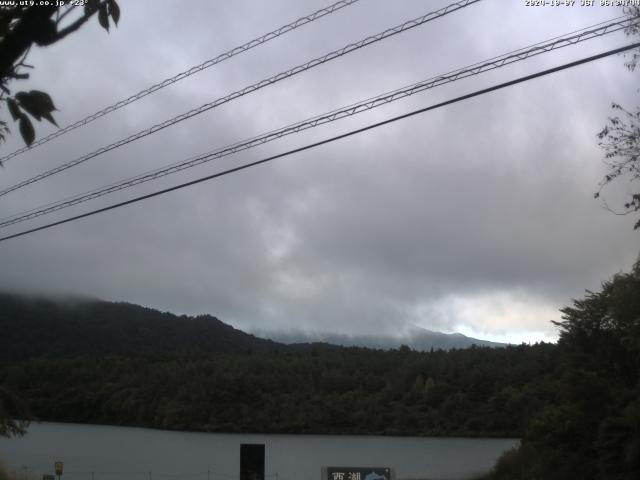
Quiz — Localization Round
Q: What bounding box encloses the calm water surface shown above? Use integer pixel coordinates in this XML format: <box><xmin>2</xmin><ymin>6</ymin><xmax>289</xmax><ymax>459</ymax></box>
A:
<box><xmin>0</xmin><ymin>422</ymin><xmax>517</xmax><ymax>480</ymax></box>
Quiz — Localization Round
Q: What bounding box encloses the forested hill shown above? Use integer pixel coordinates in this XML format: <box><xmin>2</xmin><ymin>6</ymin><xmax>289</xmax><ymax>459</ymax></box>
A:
<box><xmin>268</xmin><ymin>326</ymin><xmax>505</xmax><ymax>351</ymax></box>
<box><xmin>0</xmin><ymin>293</ymin><xmax>283</xmax><ymax>359</ymax></box>
<box><xmin>2</xmin><ymin>260</ymin><xmax>639</xmax><ymax>478</ymax></box>
<box><xmin>0</xmin><ymin>293</ymin><xmax>503</xmax><ymax>359</ymax></box>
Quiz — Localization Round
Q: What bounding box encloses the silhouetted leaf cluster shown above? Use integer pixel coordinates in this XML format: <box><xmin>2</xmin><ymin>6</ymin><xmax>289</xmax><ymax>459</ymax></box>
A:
<box><xmin>0</xmin><ymin>2</ymin><xmax>120</xmax><ymax>147</ymax></box>
<box><xmin>595</xmin><ymin>7</ymin><xmax>640</xmax><ymax>230</ymax></box>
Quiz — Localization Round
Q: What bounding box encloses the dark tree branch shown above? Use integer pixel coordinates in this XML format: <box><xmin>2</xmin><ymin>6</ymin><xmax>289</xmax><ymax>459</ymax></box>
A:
<box><xmin>0</xmin><ymin>0</ymin><xmax>118</xmax><ymax>147</ymax></box>
<box><xmin>0</xmin><ymin>2</ymin><xmax>108</xmax><ymax>80</ymax></box>
<box><xmin>46</xmin><ymin>3</ymin><xmax>107</xmax><ymax>45</ymax></box>
<box><xmin>0</xmin><ymin>6</ymin><xmax>57</xmax><ymax>80</ymax></box>
<box><xmin>55</xmin><ymin>5</ymin><xmax>76</xmax><ymax>25</ymax></box>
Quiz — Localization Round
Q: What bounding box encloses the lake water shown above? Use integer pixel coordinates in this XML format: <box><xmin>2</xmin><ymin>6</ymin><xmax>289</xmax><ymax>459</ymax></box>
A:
<box><xmin>0</xmin><ymin>423</ymin><xmax>517</xmax><ymax>480</ymax></box>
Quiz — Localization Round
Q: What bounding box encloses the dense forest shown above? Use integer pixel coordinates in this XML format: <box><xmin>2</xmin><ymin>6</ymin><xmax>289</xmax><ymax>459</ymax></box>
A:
<box><xmin>0</xmin><ymin>343</ymin><xmax>557</xmax><ymax>437</ymax></box>
<box><xmin>1</xmin><ymin>261</ymin><xmax>639</xmax><ymax>479</ymax></box>
<box><xmin>483</xmin><ymin>261</ymin><xmax>640</xmax><ymax>480</ymax></box>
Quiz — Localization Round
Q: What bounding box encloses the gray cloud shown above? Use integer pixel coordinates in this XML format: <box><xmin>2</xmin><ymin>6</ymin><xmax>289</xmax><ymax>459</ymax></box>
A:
<box><xmin>0</xmin><ymin>0</ymin><xmax>638</xmax><ymax>343</ymax></box>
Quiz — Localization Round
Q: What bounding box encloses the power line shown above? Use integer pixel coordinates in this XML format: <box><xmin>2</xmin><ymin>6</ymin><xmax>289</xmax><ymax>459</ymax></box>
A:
<box><xmin>0</xmin><ymin>15</ymin><xmax>635</xmax><ymax>229</ymax></box>
<box><xmin>0</xmin><ymin>0</ymin><xmax>361</xmax><ymax>165</ymax></box>
<box><xmin>0</xmin><ymin>0</ymin><xmax>482</xmax><ymax>198</ymax></box>
<box><xmin>1</xmin><ymin>42</ymin><xmax>637</xmax><ymax>244</ymax></box>
<box><xmin>0</xmin><ymin>15</ymin><xmax>631</xmax><ymax>226</ymax></box>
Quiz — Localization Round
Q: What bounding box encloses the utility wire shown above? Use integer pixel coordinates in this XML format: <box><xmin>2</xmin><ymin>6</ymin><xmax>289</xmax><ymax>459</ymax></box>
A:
<box><xmin>0</xmin><ymin>0</ymin><xmax>481</xmax><ymax>198</ymax></box>
<box><xmin>0</xmin><ymin>15</ymin><xmax>635</xmax><ymax>229</ymax></box>
<box><xmin>1</xmin><ymin>42</ymin><xmax>637</xmax><ymax>244</ymax></box>
<box><xmin>0</xmin><ymin>14</ymin><xmax>629</xmax><ymax>225</ymax></box>
<box><xmin>0</xmin><ymin>0</ymin><xmax>361</xmax><ymax>165</ymax></box>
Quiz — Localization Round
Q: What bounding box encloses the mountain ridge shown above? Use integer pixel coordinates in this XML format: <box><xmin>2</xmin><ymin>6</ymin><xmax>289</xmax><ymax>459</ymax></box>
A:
<box><xmin>260</xmin><ymin>324</ymin><xmax>506</xmax><ymax>351</ymax></box>
<box><xmin>0</xmin><ymin>292</ymin><xmax>282</xmax><ymax>359</ymax></box>
<box><xmin>0</xmin><ymin>292</ymin><xmax>504</xmax><ymax>359</ymax></box>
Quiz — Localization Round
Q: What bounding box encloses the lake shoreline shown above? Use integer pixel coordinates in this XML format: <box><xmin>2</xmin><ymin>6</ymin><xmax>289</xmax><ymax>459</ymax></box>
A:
<box><xmin>1</xmin><ymin>421</ymin><xmax>518</xmax><ymax>480</ymax></box>
<box><xmin>21</xmin><ymin>419</ymin><xmax>521</xmax><ymax>440</ymax></box>
<box><xmin>19</xmin><ymin>418</ymin><xmax>521</xmax><ymax>440</ymax></box>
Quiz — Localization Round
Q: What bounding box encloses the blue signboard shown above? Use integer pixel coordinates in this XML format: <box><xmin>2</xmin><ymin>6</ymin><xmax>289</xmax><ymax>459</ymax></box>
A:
<box><xmin>326</xmin><ymin>467</ymin><xmax>391</xmax><ymax>480</ymax></box>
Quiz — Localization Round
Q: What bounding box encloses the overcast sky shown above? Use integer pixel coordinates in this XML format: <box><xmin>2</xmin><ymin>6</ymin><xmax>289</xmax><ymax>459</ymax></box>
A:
<box><xmin>0</xmin><ymin>0</ymin><xmax>638</xmax><ymax>343</ymax></box>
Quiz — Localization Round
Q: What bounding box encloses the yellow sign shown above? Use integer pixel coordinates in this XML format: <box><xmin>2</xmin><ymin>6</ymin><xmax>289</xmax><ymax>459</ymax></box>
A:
<box><xmin>54</xmin><ymin>462</ymin><xmax>63</xmax><ymax>476</ymax></box>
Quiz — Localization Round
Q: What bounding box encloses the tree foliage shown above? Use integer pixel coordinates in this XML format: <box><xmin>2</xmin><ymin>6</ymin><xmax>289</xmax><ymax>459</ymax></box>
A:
<box><xmin>623</xmin><ymin>7</ymin><xmax>640</xmax><ymax>72</ymax></box>
<box><xmin>596</xmin><ymin>102</ymin><xmax>640</xmax><ymax>229</ymax></box>
<box><xmin>485</xmin><ymin>261</ymin><xmax>640</xmax><ymax>480</ymax></box>
<box><xmin>595</xmin><ymin>6</ymin><xmax>640</xmax><ymax>229</ymax></box>
<box><xmin>0</xmin><ymin>294</ymin><xmax>282</xmax><ymax>360</ymax></box>
<box><xmin>0</xmin><ymin>343</ymin><xmax>559</xmax><ymax>437</ymax></box>
<box><xmin>0</xmin><ymin>386</ymin><xmax>29</xmax><ymax>438</ymax></box>
<box><xmin>0</xmin><ymin>294</ymin><xmax>564</xmax><ymax>439</ymax></box>
<box><xmin>0</xmin><ymin>0</ymin><xmax>120</xmax><ymax>148</ymax></box>
<box><xmin>2</xmin><ymin>262</ymin><xmax>639</xmax><ymax>476</ymax></box>
<box><xmin>0</xmin><ymin>1</ymin><xmax>120</xmax><ymax>433</ymax></box>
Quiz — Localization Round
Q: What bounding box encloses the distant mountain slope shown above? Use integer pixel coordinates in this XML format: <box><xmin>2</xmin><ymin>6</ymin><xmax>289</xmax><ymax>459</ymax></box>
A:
<box><xmin>266</xmin><ymin>325</ymin><xmax>505</xmax><ymax>351</ymax></box>
<box><xmin>0</xmin><ymin>293</ymin><xmax>284</xmax><ymax>359</ymax></box>
<box><xmin>0</xmin><ymin>293</ymin><xmax>504</xmax><ymax>360</ymax></box>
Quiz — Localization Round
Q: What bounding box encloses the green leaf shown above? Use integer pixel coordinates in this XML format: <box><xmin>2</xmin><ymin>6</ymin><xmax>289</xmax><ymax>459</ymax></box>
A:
<box><xmin>40</xmin><ymin>111</ymin><xmax>58</xmax><ymax>127</ymax></box>
<box><xmin>0</xmin><ymin>120</ymin><xmax>9</xmax><ymax>149</ymax></box>
<box><xmin>84</xmin><ymin>0</ymin><xmax>99</xmax><ymax>16</ymax></box>
<box><xmin>0</xmin><ymin>15</ymin><xmax>9</xmax><ymax>38</ymax></box>
<box><xmin>19</xmin><ymin>115</ymin><xmax>35</xmax><ymax>146</ymax></box>
<box><xmin>6</xmin><ymin>97</ymin><xmax>21</xmax><ymax>121</ymax></box>
<box><xmin>27</xmin><ymin>90</ymin><xmax>56</xmax><ymax>112</ymax></box>
<box><xmin>98</xmin><ymin>3</ymin><xmax>109</xmax><ymax>31</ymax></box>
<box><xmin>15</xmin><ymin>94</ymin><xmax>41</xmax><ymax>121</ymax></box>
<box><xmin>108</xmin><ymin>0</ymin><xmax>120</xmax><ymax>25</ymax></box>
<box><xmin>15</xmin><ymin>90</ymin><xmax>57</xmax><ymax>125</ymax></box>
